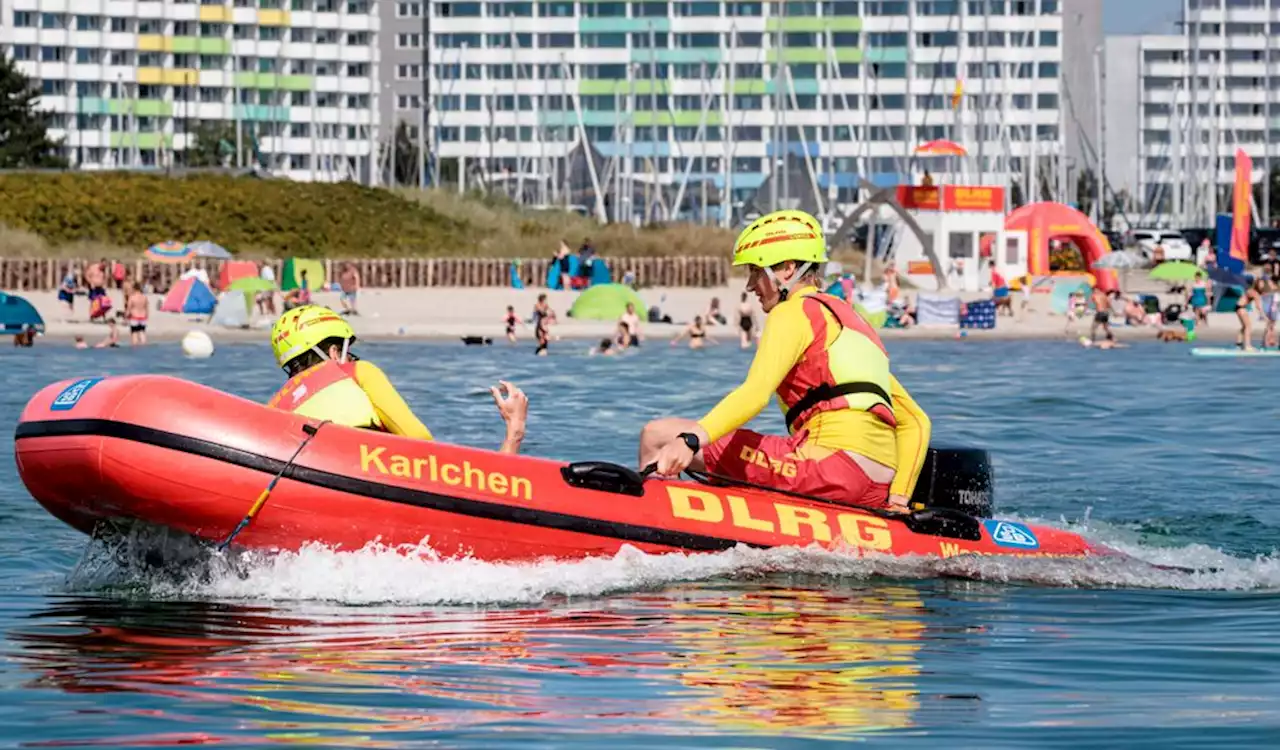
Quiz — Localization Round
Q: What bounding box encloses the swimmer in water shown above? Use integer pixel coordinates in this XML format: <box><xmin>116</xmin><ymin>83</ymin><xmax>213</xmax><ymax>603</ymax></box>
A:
<box><xmin>503</xmin><ymin>305</ymin><xmax>525</xmax><ymax>344</ymax></box>
<box><xmin>670</xmin><ymin>315</ymin><xmax>716</xmax><ymax>350</ymax></box>
<box><xmin>589</xmin><ymin>337</ymin><xmax>617</xmax><ymax>357</ymax></box>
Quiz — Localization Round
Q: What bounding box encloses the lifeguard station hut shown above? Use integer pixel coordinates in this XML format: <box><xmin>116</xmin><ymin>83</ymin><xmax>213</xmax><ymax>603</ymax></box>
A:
<box><xmin>891</xmin><ymin>184</ymin><xmax>1022</xmax><ymax>293</ymax></box>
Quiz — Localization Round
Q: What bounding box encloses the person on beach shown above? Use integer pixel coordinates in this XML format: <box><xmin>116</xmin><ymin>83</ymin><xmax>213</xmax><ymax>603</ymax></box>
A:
<box><xmin>618</xmin><ymin>303</ymin><xmax>642</xmax><ymax>347</ymax></box>
<box><xmin>283</xmin><ymin>269</ymin><xmax>312</xmax><ymax>311</ymax></box>
<box><xmin>1236</xmin><ymin>278</ymin><xmax>1266</xmax><ymax>351</ymax></box>
<box><xmin>73</xmin><ymin>335</ymin><xmax>88</xmax><ymax>350</ymax></box>
<box><xmin>58</xmin><ymin>266</ymin><xmax>78</xmax><ymax>319</ymax></box>
<box><xmin>124</xmin><ymin>281</ymin><xmax>148</xmax><ymax>346</ymax></box>
<box><xmin>671</xmin><ymin>315</ymin><xmax>715</xmax><ymax>350</ymax></box>
<box><xmin>703</xmin><ymin>297</ymin><xmax>727</xmax><ymax>326</ymax></box>
<box><xmin>1089</xmin><ymin>286</ymin><xmax>1113</xmax><ymax>344</ymax></box>
<box><xmin>338</xmin><ymin>262</ymin><xmax>361</xmax><ymax>316</ymax></box>
<box><xmin>638</xmin><ymin>209</ymin><xmax>932</xmax><ymax>513</ymax></box>
<box><xmin>268</xmin><ymin>305</ymin><xmax>529</xmax><ymax>454</ymax></box>
<box><xmin>85</xmin><ymin>259</ymin><xmax>111</xmax><ymax>322</ymax></box>
<box><xmin>1188</xmin><ymin>275</ymin><xmax>1211</xmax><ymax>325</ymax></box>
<box><xmin>737</xmin><ymin>292</ymin><xmax>756</xmax><ymax>348</ymax></box>
<box><xmin>1261</xmin><ymin>280</ymin><xmax>1279</xmax><ymax>349</ymax></box>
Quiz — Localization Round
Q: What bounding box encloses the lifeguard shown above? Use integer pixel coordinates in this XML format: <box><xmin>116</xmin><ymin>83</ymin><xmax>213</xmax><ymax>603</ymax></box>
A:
<box><xmin>639</xmin><ymin>210</ymin><xmax>931</xmax><ymax>511</ymax></box>
<box><xmin>268</xmin><ymin>305</ymin><xmax>529</xmax><ymax>454</ymax></box>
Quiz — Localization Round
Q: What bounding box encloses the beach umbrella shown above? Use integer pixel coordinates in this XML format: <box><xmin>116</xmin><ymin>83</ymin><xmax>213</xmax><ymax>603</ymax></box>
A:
<box><xmin>914</xmin><ymin>139</ymin><xmax>968</xmax><ymax>157</ymax></box>
<box><xmin>185</xmin><ymin>240</ymin><xmax>232</xmax><ymax>259</ymax></box>
<box><xmin>1091</xmin><ymin>250</ymin><xmax>1145</xmax><ymax>270</ymax></box>
<box><xmin>228</xmin><ymin>276</ymin><xmax>277</xmax><ymax>295</ymax></box>
<box><xmin>0</xmin><ymin>292</ymin><xmax>44</xmax><ymax>334</ymax></box>
<box><xmin>1149</xmin><ymin>261</ymin><xmax>1206</xmax><ymax>282</ymax></box>
<box><xmin>567</xmin><ymin>283</ymin><xmax>647</xmax><ymax>321</ymax></box>
<box><xmin>145</xmin><ymin>240</ymin><xmax>192</xmax><ymax>263</ymax></box>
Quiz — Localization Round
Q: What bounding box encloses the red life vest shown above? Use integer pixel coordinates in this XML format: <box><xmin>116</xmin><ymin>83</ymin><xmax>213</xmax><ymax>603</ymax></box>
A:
<box><xmin>775</xmin><ymin>292</ymin><xmax>897</xmax><ymax>433</ymax></box>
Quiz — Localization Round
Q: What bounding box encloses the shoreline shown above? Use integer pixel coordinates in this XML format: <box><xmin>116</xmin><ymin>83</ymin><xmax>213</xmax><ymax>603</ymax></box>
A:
<box><xmin>11</xmin><ymin>285</ymin><xmax>1252</xmax><ymax>347</ymax></box>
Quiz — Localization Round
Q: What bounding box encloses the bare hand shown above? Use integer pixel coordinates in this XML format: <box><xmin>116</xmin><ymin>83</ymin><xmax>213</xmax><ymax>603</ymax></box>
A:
<box><xmin>653</xmin><ymin>439</ymin><xmax>695</xmax><ymax>478</ymax></box>
<box><xmin>490</xmin><ymin>380</ymin><xmax>528</xmax><ymax>428</ymax></box>
<box><xmin>887</xmin><ymin>494</ymin><xmax>911</xmax><ymax>514</ymax></box>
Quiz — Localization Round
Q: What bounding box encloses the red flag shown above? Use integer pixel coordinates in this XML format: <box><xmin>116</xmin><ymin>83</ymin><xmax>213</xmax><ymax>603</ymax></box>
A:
<box><xmin>1230</xmin><ymin>148</ymin><xmax>1252</xmax><ymax>267</ymax></box>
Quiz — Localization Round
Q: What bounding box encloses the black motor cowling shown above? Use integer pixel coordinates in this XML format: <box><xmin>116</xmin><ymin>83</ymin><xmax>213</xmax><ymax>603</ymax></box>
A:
<box><xmin>908</xmin><ymin>447</ymin><xmax>994</xmax><ymax>518</ymax></box>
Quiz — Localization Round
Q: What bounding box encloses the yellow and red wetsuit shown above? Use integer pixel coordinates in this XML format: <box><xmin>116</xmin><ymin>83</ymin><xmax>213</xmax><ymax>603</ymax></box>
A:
<box><xmin>697</xmin><ymin>286</ymin><xmax>931</xmax><ymax>509</ymax></box>
<box><xmin>267</xmin><ymin>359</ymin><xmax>433</xmax><ymax>439</ymax></box>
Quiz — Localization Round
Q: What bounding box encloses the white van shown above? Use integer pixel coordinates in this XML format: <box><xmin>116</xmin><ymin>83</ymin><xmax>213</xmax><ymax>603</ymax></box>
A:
<box><xmin>1127</xmin><ymin>229</ymin><xmax>1193</xmax><ymax>263</ymax></box>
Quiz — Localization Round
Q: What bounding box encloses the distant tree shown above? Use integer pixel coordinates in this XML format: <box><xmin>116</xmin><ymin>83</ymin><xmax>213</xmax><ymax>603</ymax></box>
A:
<box><xmin>184</xmin><ymin>121</ymin><xmax>252</xmax><ymax>167</ymax></box>
<box><xmin>1076</xmin><ymin>168</ymin><xmax>1098</xmax><ymax>219</ymax></box>
<box><xmin>0</xmin><ymin>52</ymin><xmax>67</xmax><ymax>168</ymax></box>
<box><xmin>385</xmin><ymin>120</ymin><xmax>422</xmax><ymax>186</ymax></box>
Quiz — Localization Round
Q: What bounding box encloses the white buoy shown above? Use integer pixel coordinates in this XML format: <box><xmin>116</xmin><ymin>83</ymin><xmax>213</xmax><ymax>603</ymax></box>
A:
<box><xmin>181</xmin><ymin>330</ymin><xmax>214</xmax><ymax>358</ymax></box>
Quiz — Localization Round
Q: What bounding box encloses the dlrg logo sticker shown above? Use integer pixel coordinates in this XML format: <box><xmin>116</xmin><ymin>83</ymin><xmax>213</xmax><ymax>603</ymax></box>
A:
<box><xmin>50</xmin><ymin>378</ymin><xmax>104</xmax><ymax>411</ymax></box>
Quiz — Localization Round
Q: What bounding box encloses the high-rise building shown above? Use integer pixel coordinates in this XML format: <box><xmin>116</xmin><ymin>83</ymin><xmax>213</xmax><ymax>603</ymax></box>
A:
<box><xmin>425</xmin><ymin>0</ymin><xmax>1097</xmax><ymax>224</ymax></box>
<box><xmin>1105</xmin><ymin>0</ymin><xmax>1280</xmax><ymax>230</ymax></box>
<box><xmin>0</xmin><ymin>0</ymin><xmax>381</xmax><ymax>182</ymax></box>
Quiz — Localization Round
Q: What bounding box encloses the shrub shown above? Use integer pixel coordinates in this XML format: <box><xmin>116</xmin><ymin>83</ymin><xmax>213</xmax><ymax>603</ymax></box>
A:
<box><xmin>0</xmin><ymin>172</ymin><xmax>738</xmax><ymax>258</ymax></box>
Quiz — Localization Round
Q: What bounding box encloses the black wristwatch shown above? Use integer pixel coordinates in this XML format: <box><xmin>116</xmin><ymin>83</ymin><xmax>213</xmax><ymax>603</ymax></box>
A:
<box><xmin>677</xmin><ymin>432</ymin><xmax>701</xmax><ymax>453</ymax></box>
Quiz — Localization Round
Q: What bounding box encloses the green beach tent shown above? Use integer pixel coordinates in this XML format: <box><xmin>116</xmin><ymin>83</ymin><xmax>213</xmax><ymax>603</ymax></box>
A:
<box><xmin>568</xmin><ymin>283</ymin><xmax>647</xmax><ymax>321</ymax></box>
<box><xmin>280</xmin><ymin>258</ymin><xmax>326</xmax><ymax>292</ymax></box>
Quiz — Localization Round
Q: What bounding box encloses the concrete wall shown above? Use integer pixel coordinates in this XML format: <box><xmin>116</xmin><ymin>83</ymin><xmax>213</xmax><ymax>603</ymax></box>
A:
<box><xmin>1102</xmin><ymin>35</ymin><xmax>1142</xmax><ymax>204</ymax></box>
<box><xmin>378</xmin><ymin>0</ymin><xmax>428</xmax><ymax>173</ymax></box>
<box><xmin>1061</xmin><ymin>0</ymin><xmax>1104</xmax><ymax>175</ymax></box>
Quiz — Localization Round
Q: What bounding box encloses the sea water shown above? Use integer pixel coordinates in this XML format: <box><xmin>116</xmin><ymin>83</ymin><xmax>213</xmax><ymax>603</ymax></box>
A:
<box><xmin>1</xmin><ymin>338</ymin><xmax>1278</xmax><ymax>748</ymax></box>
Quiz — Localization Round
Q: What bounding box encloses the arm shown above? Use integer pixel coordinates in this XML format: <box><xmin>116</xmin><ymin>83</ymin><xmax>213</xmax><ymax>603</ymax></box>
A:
<box><xmin>694</xmin><ymin>302</ymin><xmax>811</xmax><ymax>445</ymax></box>
<box><xmin>352</xmin><ymin>361</ymin><xmax>435</xmax><ymax>440</ymax></box>
<box><xmin>670</xmin><ymin>325</ymin><xmax>689</xmax><ymax>345</ymax></box>
<box><xmin>887</xmin><ymin>374</ymin><xmax>931</xmax><ymax>504</ymax></box>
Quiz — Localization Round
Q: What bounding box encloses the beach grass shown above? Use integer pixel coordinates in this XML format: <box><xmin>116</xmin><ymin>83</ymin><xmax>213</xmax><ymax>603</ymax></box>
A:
<box><xmin>0</xmin><ymin>172</ymin><xmax>739</xmax><ymax>259</ymax></box>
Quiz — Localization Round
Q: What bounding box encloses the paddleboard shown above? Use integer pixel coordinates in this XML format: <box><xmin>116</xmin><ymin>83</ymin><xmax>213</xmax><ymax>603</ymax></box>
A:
<box><xmin>1190</xmin><ymin>347</ymin><xmax>1280</xmax><ymax>358</ymax></box>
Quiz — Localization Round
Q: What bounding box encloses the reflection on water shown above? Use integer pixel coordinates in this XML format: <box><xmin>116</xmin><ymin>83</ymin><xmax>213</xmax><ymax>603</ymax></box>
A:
<box><xmin>11</xmin><ymin>585</ymin><xmax>943</xmax><ymax>745</ymax></box>
<box><xmin>663</xmin><ymin>587</ymin><xmax>928</xmax><ymax>733</ymax></box>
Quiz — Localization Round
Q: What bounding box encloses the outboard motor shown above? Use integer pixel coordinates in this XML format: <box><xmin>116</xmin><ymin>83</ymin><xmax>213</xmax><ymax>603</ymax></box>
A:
<box><xmin>908</xmin><ymin>447</ymin><xmax>994</xmax><ymax>518</ymax></box>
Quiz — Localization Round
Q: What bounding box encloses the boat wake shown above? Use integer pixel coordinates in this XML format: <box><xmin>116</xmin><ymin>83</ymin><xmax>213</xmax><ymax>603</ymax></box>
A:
<box><xmin>63</xmin><ymin>518</ymin><xmax>1280</xmax><ymax>604</ymax></box>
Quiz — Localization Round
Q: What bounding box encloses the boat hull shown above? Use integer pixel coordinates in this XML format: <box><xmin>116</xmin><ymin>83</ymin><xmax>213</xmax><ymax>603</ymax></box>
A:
<box><xmin>15</xmin><ymin>375</ymin><xmax>1102</xmax><ymax>563</ymax></box>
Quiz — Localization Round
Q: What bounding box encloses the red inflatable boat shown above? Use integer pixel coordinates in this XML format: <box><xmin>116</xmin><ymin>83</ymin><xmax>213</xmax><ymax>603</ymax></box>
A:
<box><xmin>14</xmin><ymin>375</ymin><xmax>1108</xmax><ymax>563</ymax></box>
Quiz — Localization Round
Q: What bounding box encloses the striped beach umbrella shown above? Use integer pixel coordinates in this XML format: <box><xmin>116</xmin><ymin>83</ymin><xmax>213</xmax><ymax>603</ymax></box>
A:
<box><xmin>145</xmin><ymin>240</ymin><xmax>192</xmax><ymax>263</ymax></box>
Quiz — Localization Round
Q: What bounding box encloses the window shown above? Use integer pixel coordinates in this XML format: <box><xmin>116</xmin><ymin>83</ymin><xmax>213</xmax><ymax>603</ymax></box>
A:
<box><xmin>396</xmin><ymin>64</ymin><xmax>422</xmax><ymax>79</ymax></box>
<box><xmin>1039</xmin><ymin>30</ymin><xmax>1058</xmax><ymax>46</ymax></box>
<box><xmin>1037</xmin><ymin>61</ymin><xmax>1058</xmax><ymax>78</ymax></box>
<box><xmin>397</xmin><ymin>33</ymin><xmax>423</xmax><ymax>48</ymax></box>
<box><xmin>580</xmin><ymin>2</ymin><xmax>625</xmax><ymax>16</ymax></box>
<box><xmin>677</xmin><ymin>2</ymin><xmax>722</xmax><ymax>15</ymax></box>
<box><xmin>1036</xmin><ymin>92</ymin><xmax>1058</xmax><ymax>109</ymax></box>
<box><xmin>917</xmin><ymin>31</ymin><xmax>957</xmax><ymax>47</ymax></box>
<box><xmin>396</xmin><ymin>1</ymin><xmax>422</xmax><ymax>16</ymax></box>
<box><xmin>917</xmin><ymin>0</ymin><xmax>958</xmax><ymax>14</ymax></box>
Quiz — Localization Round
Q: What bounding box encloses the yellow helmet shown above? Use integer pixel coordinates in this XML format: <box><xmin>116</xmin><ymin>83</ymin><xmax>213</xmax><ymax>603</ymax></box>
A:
<box><xmin>732</xmin><ymin>210</ymin><xmax>828</xmax><ymax>268</ymax></box>
<box><xmin>270</xmin><ymin>305</ymin><xmax>355</xmax><ymax>368</ymax></box>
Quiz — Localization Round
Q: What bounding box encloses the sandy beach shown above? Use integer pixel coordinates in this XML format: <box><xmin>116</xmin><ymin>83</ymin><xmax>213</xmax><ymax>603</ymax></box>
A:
<box><xmin>10</xmin><ymin>283</ymin><xmax>1250</xmax><ymax>346</ymax></box>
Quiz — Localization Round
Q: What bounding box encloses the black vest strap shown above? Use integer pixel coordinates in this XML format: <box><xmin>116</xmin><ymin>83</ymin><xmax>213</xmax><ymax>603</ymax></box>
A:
<box><xmin>785</xmin><ymin>381</ymin><xmax>893</xmax><ymax>432</ymax></box>
<box><xmin>783</xmin><ymin>294</ymin><xmax>892</xmax><ymax>432</ymax></box>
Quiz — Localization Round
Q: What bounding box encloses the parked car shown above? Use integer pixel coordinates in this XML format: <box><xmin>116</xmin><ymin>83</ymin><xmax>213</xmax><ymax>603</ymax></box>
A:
<box><xmin>1126</xmin><ymin>228</ymin><xmax>1193</xmax><ymax>263</ymax></box>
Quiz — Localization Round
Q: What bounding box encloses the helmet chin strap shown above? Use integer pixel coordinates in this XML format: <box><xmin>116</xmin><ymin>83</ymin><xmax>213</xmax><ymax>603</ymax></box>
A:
<box><xmin>310</xmin><ymin>339</ymin><xmax>352</xmax><ymax>364</ymax></box>
<box><xmin>763</xmin><ymin>262</ymin><xmax>814</xmax><ymax>302</ymax></box>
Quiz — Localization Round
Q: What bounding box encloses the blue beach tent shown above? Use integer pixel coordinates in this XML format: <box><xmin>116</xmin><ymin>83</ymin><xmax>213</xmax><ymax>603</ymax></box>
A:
<box><xmin>0</xmin><ymin>292</ymin><xmax>44</xmax><ymax>333</ymax></box>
